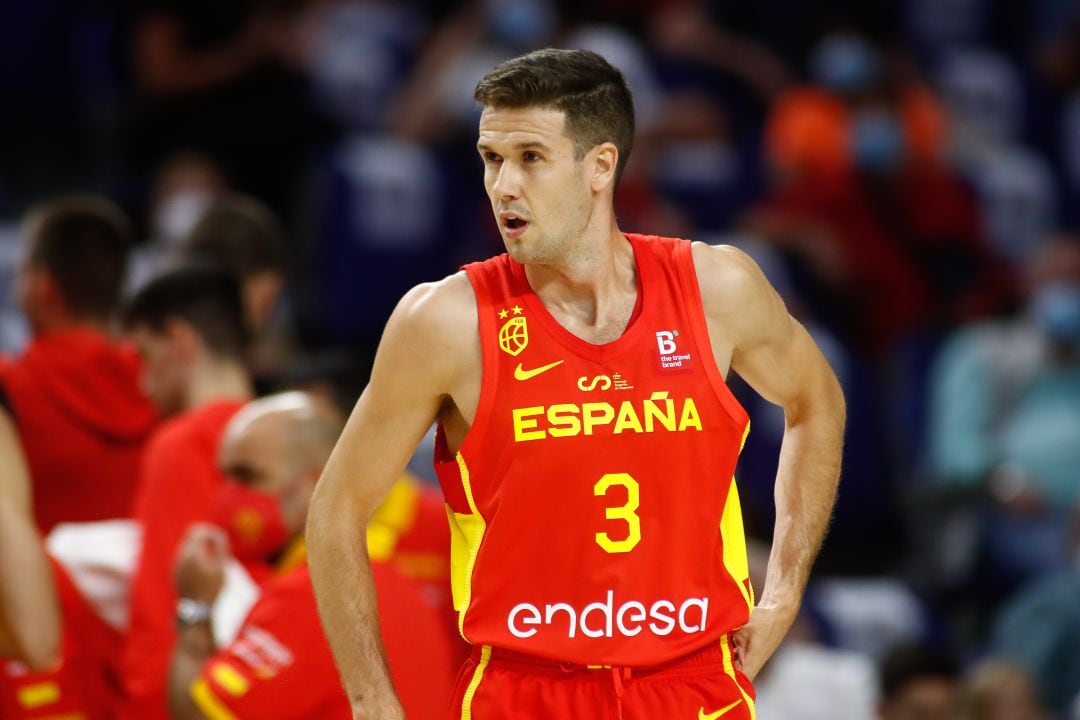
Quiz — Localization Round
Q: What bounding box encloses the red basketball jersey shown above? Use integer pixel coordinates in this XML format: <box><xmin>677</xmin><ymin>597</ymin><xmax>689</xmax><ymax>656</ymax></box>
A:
<box><xmin>435</xmin><ymin>234</ymin><xmax>753</xmax><ymax>666</ymax></box>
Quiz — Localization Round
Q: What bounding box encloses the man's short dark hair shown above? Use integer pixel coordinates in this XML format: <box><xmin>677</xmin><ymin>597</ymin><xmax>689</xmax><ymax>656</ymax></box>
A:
<box><xmin>184</xmin><ymin>195</ymin><xmax>286</xmax><ymax>281</ymax></box>
<box><xmin>474</xmin><ymin>48</ymin><xmax>635</xmax><ymax>181</ymax></box>
<box><xmin>124</xmin><ymin>265</ymin><xmax>249</xmax><ymax>360</ymax></box>
<box><xmin>25</xmin><ymin>196</ymin><xmax>133</xmax><ymax>320</ymax></box>
<box><xmin>880</xmin><ymin>644</ymin><xmax>961</xmax><ymax>700</ymax></box>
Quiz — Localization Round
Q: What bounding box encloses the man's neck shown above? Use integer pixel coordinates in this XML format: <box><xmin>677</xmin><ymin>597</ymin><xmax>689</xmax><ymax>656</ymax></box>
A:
<box><xmin>524</xmin><ymin>224</ymin><xmax>638</xmax><ymax>337</ymax></box>
<box><xmin>183</xmin><ymin>358</ymin><xmax>254</xmax><ymax>411</ymax></box>
<box><xmin>33</xmin><ymin>315</ymin><xmax>111</xmax><ymax>338</ymax></box>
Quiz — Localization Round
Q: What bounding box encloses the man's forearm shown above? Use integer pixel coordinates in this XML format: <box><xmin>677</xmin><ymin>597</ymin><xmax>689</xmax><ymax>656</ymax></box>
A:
<box><xmin>761</xmin><ymin>385</ymin><xmax>845</xmax><ymax>609</ymax></box>
<box><xmin>168</xmin><ymin>621</ymin><xmax>216</xmax><ymax>720</ymax></box>
<box><xmin>0</xmin><ymin>501</ymin><xmax>59</xmax><ymax>670</ymax></box>
<box><xmin>308</xmin><ymin>489</ymin><xmax>404</xmax><ymax>720</ymax></box>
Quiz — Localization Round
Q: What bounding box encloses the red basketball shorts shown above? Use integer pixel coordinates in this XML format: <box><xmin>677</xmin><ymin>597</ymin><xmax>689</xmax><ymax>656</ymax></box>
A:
<box><xmin>449</xmin><ymin>636</ymin><xmax>756</xmax><ymax>720</ymax></box>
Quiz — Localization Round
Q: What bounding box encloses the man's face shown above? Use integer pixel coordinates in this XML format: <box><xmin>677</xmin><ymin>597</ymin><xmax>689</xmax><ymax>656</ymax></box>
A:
<box><xmin>218</xmin><ymin>415</ymin><xmax>309</xmax><ymax>536</ymax></box>
<box><xmin>879</xmin><ymin>678</ymin><xmax>958</xmax><ymax>720</ymax></box>
<box><xmin>129</xmin><ymin>325</ymin><xmax>186</xmax><ymax>416</ymax></box>
<box><xmin>218</xmin><ymin>416</ymin><xmax>291</xmax><ymax>496</ymax></box>
<box><xmin>477</xmin><ymin>105</ymin><xmax>594</xmax><ymax>265</ymax></box>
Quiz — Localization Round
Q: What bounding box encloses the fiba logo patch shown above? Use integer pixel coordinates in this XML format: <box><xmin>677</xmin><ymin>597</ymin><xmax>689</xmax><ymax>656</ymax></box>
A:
<box><xmin>655</xmin><ymin>330</ymin><xmax>692</xmax><ymax>370</ymax></box>
<box><xmin>499</xmin><ymin>316</ymin><xmax>529</xmax><ymax>356</ymax></box>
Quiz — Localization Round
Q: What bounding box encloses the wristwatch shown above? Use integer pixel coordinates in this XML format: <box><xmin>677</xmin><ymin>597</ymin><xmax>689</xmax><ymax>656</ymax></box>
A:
<box><xmin>176</xmin><ymin>598</ymin><xmax>212</xmax><ymax>627</ymax></box>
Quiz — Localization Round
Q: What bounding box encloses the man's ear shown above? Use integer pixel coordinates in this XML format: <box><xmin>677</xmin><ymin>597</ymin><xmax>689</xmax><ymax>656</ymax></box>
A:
<box><xmin>21</xmin><ymin>266</ymin><xmax>65</xmax><ymax>314</ymax></box>
<box><xmin>164</xmin><ymin>317</ymin><xmax>200</xmax><ymax>363</ymax></box>
<box><xmin>244</xmin><ymin>272</ymin><xmax>284</xmax><ymax>331</ymax></box>
<box><xmin>590</xmin><ymin>142</ymin><xmax>619</xmax><ymax>193</ymax></box>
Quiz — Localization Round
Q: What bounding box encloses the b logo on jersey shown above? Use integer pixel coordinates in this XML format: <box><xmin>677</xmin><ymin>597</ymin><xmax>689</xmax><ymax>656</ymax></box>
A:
<box><xmin>655</xmin><ymin>330</ymin><xmax>692</xmax><ymax>370</ymax></box>
<box><xmin>499</xmin><ymin>316</ymin><xmax>529</xmax><ymax>356</ymax></box>
<box><xmin>656</xmin><ymin>331</ymin><xmax>677</xmax><ymax>355</ymax></box>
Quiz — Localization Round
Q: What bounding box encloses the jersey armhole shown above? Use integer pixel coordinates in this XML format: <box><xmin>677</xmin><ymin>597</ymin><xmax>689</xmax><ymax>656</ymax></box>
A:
<box><xmin>673</xmin><ymin>241</ymin><xmax>751</xmax><ymax>430</ymax></box>
<box><xmin>442</xmin><ymin>265</ymin><xmax>499</xmax><ymax>478</ymax></box>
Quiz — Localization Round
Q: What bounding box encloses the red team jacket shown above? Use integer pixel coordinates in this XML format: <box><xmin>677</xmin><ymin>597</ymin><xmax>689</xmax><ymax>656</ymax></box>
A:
<box><xmin>188</xmin><ymin>560</ymin><xmax>456</xmax><ymax>720</ymax></box>
<box><xmin>436</xmin><ymin>234</ymin><xmax>754</xmax><ymax>666</ymax></box>
<box><xmin>118</xmin><ymin>399</ymin><xmax>247</xmax><ymax>719</ymax></box>
<box><xmin>0</xmin><ymin>329</ymin><xmax>157</xmax><ymax>533</ymax></box>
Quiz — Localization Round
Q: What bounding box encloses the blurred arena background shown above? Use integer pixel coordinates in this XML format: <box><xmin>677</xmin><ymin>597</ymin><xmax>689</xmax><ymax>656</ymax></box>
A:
<box><xmin>1</xmin><ymin>0</ymin><xmax>1079</xmax><ymax>717</ymax></box>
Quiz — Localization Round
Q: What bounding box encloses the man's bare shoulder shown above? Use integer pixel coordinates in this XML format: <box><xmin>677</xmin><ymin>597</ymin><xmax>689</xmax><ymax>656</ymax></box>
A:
<box><xmin>689</xmin><ymin>242</ymin><xmax>781</xmax><ymax>333</ymax></box>
<box><xmin>389</xmin><ymin>271</ymin><xmax>478</xmax><ymax>344</ymax></box>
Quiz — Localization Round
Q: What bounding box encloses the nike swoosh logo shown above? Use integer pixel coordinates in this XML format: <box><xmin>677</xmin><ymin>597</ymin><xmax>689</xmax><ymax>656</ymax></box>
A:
<box><xmin>513</xmin><ymin>360</ymin><xmax>565</xmax><ymax>381</ymax></box>
<box><xmin>699</xmin><ymin>700</ymin><xmax>742</xmax><ymax>720</ymax></box>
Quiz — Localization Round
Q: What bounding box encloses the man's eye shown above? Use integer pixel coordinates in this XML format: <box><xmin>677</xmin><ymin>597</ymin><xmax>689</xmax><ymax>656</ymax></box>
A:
<box><xmin>523</xmin><ymin>151</ymin><xmax>541</xmax><ymax>162</ymax></box>
<box><xmin>484</xmin><ymin>152</ymin><xmax>501</xmax><ymax>163</ymax></box>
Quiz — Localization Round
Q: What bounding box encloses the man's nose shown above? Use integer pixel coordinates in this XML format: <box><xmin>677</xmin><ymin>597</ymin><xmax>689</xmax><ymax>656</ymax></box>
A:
<box><xmin>492</xmin><ymin>162</ymin><xmax>522</xmax><ymax>200</ymax></box>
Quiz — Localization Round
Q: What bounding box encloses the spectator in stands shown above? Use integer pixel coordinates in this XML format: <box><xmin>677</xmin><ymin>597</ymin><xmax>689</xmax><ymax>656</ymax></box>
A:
<box><xmin>128</xmin><ymin>151</ymin><xmax>229</xmax><ymax>292</ymax></box>
<box><xmin>957</xmin><ymin>661</ymin><xmax>1049</xmax><ymax>720</ymax></box>
<box><xmin>167</xmin><ymin>392</ymin><xmax>456</xmax><ymax>719</ymax></box>
<box><xmin>117</xmin><ymin>266</ymin><xmax>254</xmax><ymax>720</ymax></box>
<box><xmin>927</xmin><ymin>234</ymin><xmax>1080</xmax><ymax>586</ymax></box>
<box><xmin>751</xmin><ymin>32</ymin><xmax>1015</xmax><ymax>358</ymax></box>
<box><xmin>878</xmin><ymin>644</ymin><xmax>961</xmax><ymax>720</ymax></box>
<box><xmin>182</xmin><ymin>194</ymin><xmax>290</xmax><ymax>383</ymax></box>
<box><xmin>127</xmin><ymin>0</ymin><xmax>326</xmax><ymax>216</ymax></box>
<box><xmin>1</xmin><ymin>197</ymin><xmax>157</xmax><ymax>533</ymax></box>
<box><xmin>990</xmin><ymin>509</ymin><xmax>1080</xmax><ymax>714</ymax></box>
<box><xmin>184</xmin><ymin>195</ymin><xmax>285</xmax><ymax>332</ymax></box>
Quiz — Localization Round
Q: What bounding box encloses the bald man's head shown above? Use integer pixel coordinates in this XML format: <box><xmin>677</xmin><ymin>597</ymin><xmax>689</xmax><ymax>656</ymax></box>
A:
<box><xmin>218</xmin><ymin>392</ymin><xmax>344</xmax><ymax>537</ymax></box>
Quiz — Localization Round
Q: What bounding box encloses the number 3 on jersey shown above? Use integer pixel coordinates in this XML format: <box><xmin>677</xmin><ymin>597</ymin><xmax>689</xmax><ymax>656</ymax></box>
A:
<box><xmin>594</xmin><ymin>473</ymin><xmax>641</xmax><ymax>553</ymax></box>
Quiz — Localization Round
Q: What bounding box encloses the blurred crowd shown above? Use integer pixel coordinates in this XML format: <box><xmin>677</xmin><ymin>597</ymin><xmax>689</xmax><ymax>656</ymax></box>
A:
<box><xmin>1</xmin><ymin>0</ymin><xmax>1080</xmax><ymax>718</ymax></box>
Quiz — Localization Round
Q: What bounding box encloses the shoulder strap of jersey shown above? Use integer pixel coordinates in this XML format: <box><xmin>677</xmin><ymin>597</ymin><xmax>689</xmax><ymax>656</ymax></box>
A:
<box><xmin>462</xmin><ymin>255</ymin><xmax>513</xmax><ymax>372</ymax></box>
<box><xmin>671</xmin><ymin>240</ymin><xmax>750</xmax><ymax>428</ymax></box>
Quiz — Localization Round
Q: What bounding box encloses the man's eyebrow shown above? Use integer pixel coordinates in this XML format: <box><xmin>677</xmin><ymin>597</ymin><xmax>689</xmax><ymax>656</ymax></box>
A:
<box><xmin>512</xmin><ymin>141</ymin><xmax>551</xmax><ymax>151</ymax></box>
<box><xmin>476</xmin><ymin>141</ymin><xmax>552</xmax><ymax>152</ymax></box>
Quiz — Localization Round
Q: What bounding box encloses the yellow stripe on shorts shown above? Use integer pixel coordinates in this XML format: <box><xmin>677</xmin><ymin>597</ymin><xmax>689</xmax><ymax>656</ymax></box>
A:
<box><xmin>720</xmin><ymin>635</ymin><xmax>756</xmax><ymax>720</ymax></box>
<box><xmin>460</xmin><ymin>645</ymin><xmax>492</xmax><ymax>720</ymax></box>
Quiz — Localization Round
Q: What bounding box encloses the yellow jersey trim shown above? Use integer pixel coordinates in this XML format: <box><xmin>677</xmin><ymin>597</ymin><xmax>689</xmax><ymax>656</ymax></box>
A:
<box><xmin>190</xmin><ymin>677</ymin><xmax>240</xmax><ymax>720</ymax></box>
<box><xmin>16</xmin><ymin>681</ymin><xmax>60</xmax><ymax>709</ymax></box>
<box><xmin>450</xmin><ymin>452</ymin><xmax>487</xmax><ymax>641</ymax></box>
<box><xmin>460</xmin><ymin>645</ymin><xmax>492</xmax><ymax>720</ymax></box>
<box><xmin>720</xmin><ymin>422</ymin><xmax>754</xmax><ymax>611</ymax></box>
<box><xmin>720</xmin><ymin>635</ymin><xmax>756</xmax><ymax>720</ymax></box>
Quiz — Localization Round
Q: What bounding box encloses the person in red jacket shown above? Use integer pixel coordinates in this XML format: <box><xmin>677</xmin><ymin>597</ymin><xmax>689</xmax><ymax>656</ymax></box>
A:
<box><xmin>1</xmin><ymin>197</ymin><xmax>158</xmax><ymax>533</ymax></box>
<box><xmin>0</xmin><ymin>403</ymin><xmax>118</xmax><ymax>720</ymax></box>
<box><xmin>168</xmin><ymin>392</ymin><xmax>456</xmax><ymax>720</ymax></box>
<box><xmin>117</xmin><ymin>266</ymin><xmax>256</xmax><ymax>719</ymax></box>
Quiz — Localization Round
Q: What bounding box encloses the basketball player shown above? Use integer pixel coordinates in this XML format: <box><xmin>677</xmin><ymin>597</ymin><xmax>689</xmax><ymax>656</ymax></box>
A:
<box><xmin>308</xmin><ymin>48</ymin><xmax>845</xmax><ymax>719</ymax></box>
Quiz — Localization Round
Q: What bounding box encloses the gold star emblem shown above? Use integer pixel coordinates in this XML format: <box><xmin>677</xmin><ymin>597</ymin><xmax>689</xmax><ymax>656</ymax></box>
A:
<box><xmin>511</xmin><ymin>305</ymin><xmax>523</xmax><ymax>315</ymax></box>
<box><xmin>498</xmin><ymin>309</ymin><xmax>508</xmax><ymax>319</ymax></box>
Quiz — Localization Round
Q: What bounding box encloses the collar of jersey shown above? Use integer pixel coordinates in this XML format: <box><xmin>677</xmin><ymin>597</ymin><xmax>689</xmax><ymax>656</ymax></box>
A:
<box><xmin>508</xmin><ymin>233</ymin><xmax>656</xmax><ymax>363</ymax></box>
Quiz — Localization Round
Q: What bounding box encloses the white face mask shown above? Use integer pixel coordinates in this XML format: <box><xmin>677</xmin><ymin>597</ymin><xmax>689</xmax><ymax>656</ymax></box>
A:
<box><xmin>152</xmin><ymin>190</ymin><xmax>215</xmax><ymax>247</ymax></box>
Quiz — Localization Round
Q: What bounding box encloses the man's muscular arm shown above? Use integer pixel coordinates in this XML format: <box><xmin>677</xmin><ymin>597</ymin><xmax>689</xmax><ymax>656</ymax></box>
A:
<box><xmin>307</xmin><ymin>274</ymin><xmax>477</xmax><ymax>720</ymax></box>
<box><xmin>0</xmin><ymin>408</ymin><xmax>60</xmax><ymax>669</ymax></box>
<box><xmin>694</xmin><ymin>243</ymin><xmax>845</xmax><ymax>679</ymax></box>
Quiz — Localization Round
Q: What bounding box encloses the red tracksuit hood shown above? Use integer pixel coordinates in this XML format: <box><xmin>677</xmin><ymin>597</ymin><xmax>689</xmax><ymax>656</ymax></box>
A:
<box><xmin>13</xmin><ymin>328</ymin><xmax>157</xmax><ymax>441</ymax></box>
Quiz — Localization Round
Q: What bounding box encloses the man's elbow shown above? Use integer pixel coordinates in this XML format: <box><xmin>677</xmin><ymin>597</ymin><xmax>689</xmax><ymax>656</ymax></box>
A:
<box><xmin>308</xmin><ymin>469</ymin><xmax>380</xmax><ymax>534</ymax></box>
<box><xmin>787</xmin><ymin>369</ymin><xmax>846</xmax><ymax>429</ymax></box>
<box><xmin>11</xmin><ymin>624</ymin><xmax>61</xmax><ymax>672</ymax></box>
